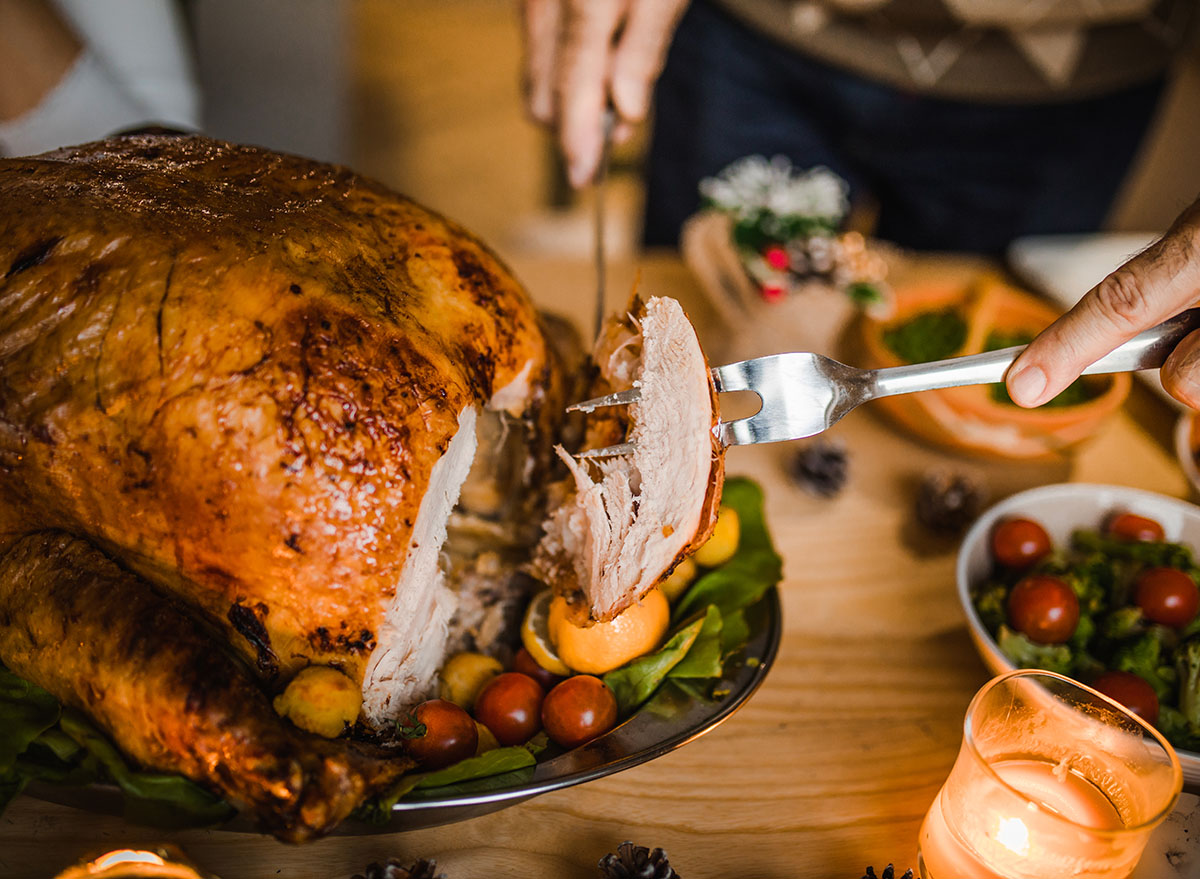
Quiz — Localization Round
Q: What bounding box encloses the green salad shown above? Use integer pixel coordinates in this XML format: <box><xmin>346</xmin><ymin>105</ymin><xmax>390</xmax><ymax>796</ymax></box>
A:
<box><xmin>0</xmin><ymin>477</ymin><xmax>782</xmax><ymax>828</ymax></box>
<box><xmin>972</xmin><ymin>511</ymin><xmax>1200</xmax><ymax>751</ymax></box>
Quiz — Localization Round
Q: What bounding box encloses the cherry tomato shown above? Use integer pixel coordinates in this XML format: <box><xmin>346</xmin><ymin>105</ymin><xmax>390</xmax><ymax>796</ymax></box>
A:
<box><xmin>1105</xmin><ymin>512</ymin><xmax>1165</xmax><ymax>543</ymax></box>
<box><xmin>541</xmin><ymin>675</ymin><xmax>618</xmax><ymax>749</ymax></box>
<box><xmin>1091</xmin><ymin>670</ymin><xmax>1160</xmax><ymax>726</ymax></box>
<box><xmin>513</xmin><ymin>647</ymin><xmax>564</xmax><ymax>693</ymax></box>
<box><xmin>403</xmin><ymin>699</ymin><xmax>478</xmax><ymax>769</ymax></box>
<box><xmin>1134</xmin><ymin>567</ymin><xmax>1200</xmax><ymax>628</ymax></box>
<box><xmin>1007</xmin><ymin>574</ymin><xmax>1079</xmax><ymax>644</ymax></box>
<box><xmin>991</xmin><ymin>518</ymin><xmax>1052</xmax><ymax>570</ymax></box>
<box><xmin>473</xmin><ymin>672</ymin><xmax>544</xmax><ymax>746</ymax></box>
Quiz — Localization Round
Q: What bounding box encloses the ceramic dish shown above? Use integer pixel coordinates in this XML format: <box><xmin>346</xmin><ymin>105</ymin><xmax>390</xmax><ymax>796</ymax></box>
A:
<box><xmin>956</xmin><ymin>483</ymin><xmax>1200</xmax><ymax>787</ymax></box>
<box><xmin>25</xmin><ymin>587</ymin><xmax>781</xmax><ymax>834</ymax></box>
<box><xmin>859</xmin><ymin>276</ymin><xmax>1130</xmax><ymax>459</ymax></box>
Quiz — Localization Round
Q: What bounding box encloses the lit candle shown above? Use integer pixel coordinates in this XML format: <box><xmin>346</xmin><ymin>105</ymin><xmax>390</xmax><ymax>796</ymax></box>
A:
<box><xmin>918</xmin><ymin>671</ymin><xmax>1181</xmax><ymax>879</ymax></box>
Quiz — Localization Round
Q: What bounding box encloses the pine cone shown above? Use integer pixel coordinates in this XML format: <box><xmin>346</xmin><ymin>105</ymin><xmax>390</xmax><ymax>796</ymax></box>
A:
<box><xmin>788</xmin><ymin>439</ymin><xmax>848</xmax><ymax>498</ymax></box>
<box><xmin>862</xmin><ymin>866</ymin><xmax>913</xmax><ymax>879</ymax></box>
<box><xmin>598</xmin><ymin>842</ymin><xmax>680</xmax><ymax>879</ymax></box>
<box><xmin>352</xmin><ymin>858</ymin><xmax>443</xmax><ymax>879</ymax></box>
<box><xmin>914</xmin><ymin>470</ymin><xmax>987</xmax><ymax>535</ymax></box>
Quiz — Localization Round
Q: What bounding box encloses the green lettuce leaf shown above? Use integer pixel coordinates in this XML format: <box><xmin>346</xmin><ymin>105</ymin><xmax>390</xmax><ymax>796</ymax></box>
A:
<box><xmin>604</xmin><ymin>615</ymin><xmax>706</xmax><ymax>715</ymax></box>
<box><xmin>996</xmin><ymin>626</ymin><xmax>1073</xmax><ymax>676</ymax></box>
<box><xmin>59</xmin><ymin>711</ymin><xmax>234</xmax><ymax>828</ymax></box>
<box><xmin>0</xmin><ymin>667</ymin><xmax>61</xmax><ymax>770</ymax></box>
<box><xmin>673</xmin><ymin>478</ymin><xmax>782</xmax><ymax>622</ymax></box>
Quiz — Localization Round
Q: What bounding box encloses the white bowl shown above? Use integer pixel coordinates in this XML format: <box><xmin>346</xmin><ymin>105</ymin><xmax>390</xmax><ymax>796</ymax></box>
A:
<box><xmin>1174</xmin><ymin>411</ymin><xmax>1200</xmax><ymax>501</ymax></box>
<box><xmin>956</xmin><ymin>482</ymin><xmax>1200</xmax><ymax>786</ymax></box>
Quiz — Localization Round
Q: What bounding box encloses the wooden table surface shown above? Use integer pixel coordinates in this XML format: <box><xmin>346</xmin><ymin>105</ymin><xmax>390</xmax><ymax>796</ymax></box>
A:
<box><xmin>0</xmin><ymin>254</ymin><xmax>1189</xmax><ymax>879</ymax></box>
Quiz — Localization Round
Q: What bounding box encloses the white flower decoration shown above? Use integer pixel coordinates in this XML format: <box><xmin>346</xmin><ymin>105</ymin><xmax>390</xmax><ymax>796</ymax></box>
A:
<box><xmin>700</xmin><ymin>156</ymin><xmax>848</xmax><ymax>223</ymax></box>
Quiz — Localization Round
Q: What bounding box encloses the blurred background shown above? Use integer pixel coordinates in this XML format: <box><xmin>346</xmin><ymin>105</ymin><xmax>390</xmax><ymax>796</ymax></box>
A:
<box><xmin>6</xmin><ymin>0</ymin><xmax>1200</xmax><ymax>263</ymax></box>
<box><xmin>184</xmin><ymin>0</ymin><xmax>1200</xmax><ymax>263</ymax></box>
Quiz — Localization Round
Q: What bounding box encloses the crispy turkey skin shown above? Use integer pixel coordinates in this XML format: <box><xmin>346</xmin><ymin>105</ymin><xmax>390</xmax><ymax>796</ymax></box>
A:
<box><xmin>0</xmin><ymin>532</ymin><xmax>411</xmax><ymax>841</ymax></box>
<box><xmin>0</xmin><ymin>135</ymin><xmax>724</xmax><ymax>838</ymax></box>
<box><xmin>0</xmin><ymin>135</ymin><xmax>562</xmax><ymax>727</ymax></box>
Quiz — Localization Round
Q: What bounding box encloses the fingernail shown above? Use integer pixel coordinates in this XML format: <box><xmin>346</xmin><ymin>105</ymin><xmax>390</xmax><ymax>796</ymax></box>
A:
<box><xmin>1008</xmin><ymin>365</ymin><xmax>1048</xmax><ymax>407</ymax></box>
<box><xmin>568</xmin><ymin>158</ymin><xmax>593</xmax><ymax>189</ymax></box>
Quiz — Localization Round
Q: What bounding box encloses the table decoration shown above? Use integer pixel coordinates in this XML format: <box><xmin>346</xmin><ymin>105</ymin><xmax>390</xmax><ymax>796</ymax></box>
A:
<box><xmin>918</xmin><ymin>670</ymin><xmax>1182</xmax><ymax>879</ymax></box>
<box><xmin>787</xmin><ymin>439</ymin><xmax>849</xmax><ymax>498</ymax></box>
<box><xmin>52</xmin><ymin>846</ymin><xmax>213</xmax><ymax>878</ymax></box>
<box><xmin>680</xmin><ymin>157</ymin><xmax>891</xmax><ymax>362</ymax></box>
<box><xmin>913</xmin><ymin>470</ymin><xmax>988</xmax><ymax>536</ymax></box>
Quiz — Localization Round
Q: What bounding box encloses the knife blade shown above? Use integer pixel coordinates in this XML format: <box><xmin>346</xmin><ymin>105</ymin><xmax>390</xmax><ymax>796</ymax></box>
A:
<box><xmin>593</xmin><ymin>107</ymin><xmax>616</xmax><ymax>342</ymax></box>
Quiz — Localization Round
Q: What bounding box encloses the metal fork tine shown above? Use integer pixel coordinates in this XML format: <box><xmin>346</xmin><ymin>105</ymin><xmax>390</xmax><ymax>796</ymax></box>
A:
<box><xmin>575</xmin><ymin>441</ymin><xmax>636</xmax><ymax>459</ymax></box>
<box><xmin>566</xmin><ymin>387</ymin><xmax>642</xmax><ymax>413</ymax></box>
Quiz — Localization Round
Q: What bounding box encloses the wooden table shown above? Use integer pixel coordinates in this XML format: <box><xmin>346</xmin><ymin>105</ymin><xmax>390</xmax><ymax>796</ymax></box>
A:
<box><xmin>0</xmin><ymin>254</ymin><xmax>1188</xmax><ymax>879</ymax></box>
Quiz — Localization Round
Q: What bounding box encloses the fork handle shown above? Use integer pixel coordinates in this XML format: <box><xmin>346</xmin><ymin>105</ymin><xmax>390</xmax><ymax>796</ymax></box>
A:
<box><xmin>869</xmin><ymin>308</ymin><xmax>1200</xmax><ymax>399</ymax></box>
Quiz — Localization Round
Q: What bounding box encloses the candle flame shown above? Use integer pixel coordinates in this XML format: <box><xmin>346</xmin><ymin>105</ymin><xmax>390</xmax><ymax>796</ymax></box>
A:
<box><xmin>994</xmin><ymin>816</ymin><xmax>1031</xmax><ymax>857</ymax></box>
<box><xmin>90</xmin><ymin>850</ymin><xmax>167</xmax><ymax>871</ymax></box>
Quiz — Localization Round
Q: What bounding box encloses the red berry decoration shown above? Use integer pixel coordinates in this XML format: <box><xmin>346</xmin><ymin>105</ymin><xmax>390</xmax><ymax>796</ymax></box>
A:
<box><xmin>1105</xmin><ymin>512</ymin><xmax>1166</xmax><ymax>543</ymax></box>
<box><xmin>764</xmin><ymin>244</ymin><xmax>790</xmax><ymax>271</ymax></box>
<box><xmin>473</xmin><ymin>672</ymin><xmax>544</xmax><ymax>746</ymax></box>
<box><xmin>514</xmin><ymin>647</ymin><xmax>564</xmax><ymax>693</ymax></box>
<box><xmin>760</xmin><ymin>282</ymin><xmax>786</xmax><ymax>303</ymax></box>
<box><xmin>1007</xmin><ymin>573</ymin><xmax>1079</xmax><ymax>644</ymax></box>
<box><xmin>1134</xmin><ymin>567</ymin><xmax>1200</xmax><ymax>628</ymax></box>
<box><xmin>541</xmin><ymin>675</ymin><xmax>618</xmax><ymax>749</ymax></box>
<box><xmin>991</xmin><ymin>518</ymin><xmax>1052</xmax><ymax>570</ymax></box>
<box><xmin>402</xmin><ymin>699</ymin><xmax>478</xmax><ymax>769</ymax></box>
<box><xmin>1091</xmin><ymin>670</ymin><xmax>1160</xmax><ymax>726</ymax></box>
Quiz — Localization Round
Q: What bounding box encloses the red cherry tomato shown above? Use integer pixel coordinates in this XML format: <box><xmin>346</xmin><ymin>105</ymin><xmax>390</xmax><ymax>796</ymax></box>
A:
<box><xmin>473</xmin><ymin>672</ymin><xmax>544</xmax><ymax>746</ymax></box>
<box><xmin>1092</xmin><ymin>670</ymin><xmax>1160</xmax><ymax>726</ymax></box>
<box><xmin>1105</xmin><ymin>512</ymin><xmax>1165</xmax><ymax>543</ymax></box>
<box><xmin>513</xmin><ymin>647</ymin><xmax>564</xmax><ymax>693</ymax></box>
<box><xmin>1134</xmin><ymin>567</ymin><xmax>1200</xmax><ymax>628</ymax></box>
<box><xmin>1007</xmin><ymin>574</ymin><xmax>1079</xmax><ymax>644</ymax></box>
<box><xmin>991</xmin><ymin>518</ymin><xmax>1052</xmax><ymax>570</ymax></box>
<box><xmin>541</xmin><ymin>675</ymin><xmax>618</xmax><ymax>749</ymax></box>
<box><xmin>403</xmin><ymin>699</ymin><xmax>478</xmax><ymax>769</ymax></box>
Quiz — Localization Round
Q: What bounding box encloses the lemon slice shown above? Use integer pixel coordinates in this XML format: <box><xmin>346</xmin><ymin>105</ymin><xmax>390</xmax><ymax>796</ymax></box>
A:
<box><xmin>521</xmin><ymin>590</ymin><xmax>571</xmax><ymax>676</ymax></box>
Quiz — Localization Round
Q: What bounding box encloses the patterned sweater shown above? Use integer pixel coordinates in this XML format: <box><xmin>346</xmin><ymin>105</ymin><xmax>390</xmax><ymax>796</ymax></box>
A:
<box><xmin>712</xmin><ymin>0</ymin><xmax>1197</xmax><ymax>101</ymax></box>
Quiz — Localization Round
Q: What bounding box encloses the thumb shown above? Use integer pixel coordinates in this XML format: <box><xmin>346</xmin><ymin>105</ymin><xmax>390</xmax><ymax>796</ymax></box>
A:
<box><xmin>1161</xmin><ymin>328</ymin><xmax>1200</xmax><ymax>410</ymax></box>
<box><xmin>1007</xmin><ymin>204</ymin><xmax>1200</xmax><ymax>407</ymax></box>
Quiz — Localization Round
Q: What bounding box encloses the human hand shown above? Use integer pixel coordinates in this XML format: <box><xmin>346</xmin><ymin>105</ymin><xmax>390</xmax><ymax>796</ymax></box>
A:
<box><xmin>521</xmin><ymin>0</ymin><xmax>690</xmax><ymax>188</ymax></box>
<box><xmin>1006</xmin><ymin>199</ymin><xmax>1200</xmax><ymax>410</ymax></box>
<box><xmin>0</xmin><ymin>0</ymin><xmax>80</xmax><ymax>122</ymax></box>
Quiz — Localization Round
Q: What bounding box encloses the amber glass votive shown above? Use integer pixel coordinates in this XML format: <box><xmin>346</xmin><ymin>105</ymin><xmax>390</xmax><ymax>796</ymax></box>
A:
<box><xmin>919</xmin><ymin>670</ymin><xmax>1181</xmax><ymax>879</ymax></box>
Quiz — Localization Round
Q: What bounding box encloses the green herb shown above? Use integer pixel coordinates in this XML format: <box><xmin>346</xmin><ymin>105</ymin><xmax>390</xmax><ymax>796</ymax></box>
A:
<box><xmin>847</xmin><ymin>282</ymin><xmax>885</xmax><ymax>308</ymax></box>
<box><xmin>882</xmin><ymin>309</ymin><xmax>968</xmax><ymax>365</ymax></box>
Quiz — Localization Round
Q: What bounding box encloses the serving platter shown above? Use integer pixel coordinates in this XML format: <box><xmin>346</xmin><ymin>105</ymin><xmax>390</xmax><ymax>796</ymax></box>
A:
<box><xmin>26</xmin><ymin>586</ymin><xmax>781</xmax><ymax>834</ymax></box>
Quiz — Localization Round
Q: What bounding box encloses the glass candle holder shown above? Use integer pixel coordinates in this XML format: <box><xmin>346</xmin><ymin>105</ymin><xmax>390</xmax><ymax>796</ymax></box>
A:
<box><xmin>919</xmin><ymin>670</ymin><xmax>1181</xmax><ymax>879</ymax></box>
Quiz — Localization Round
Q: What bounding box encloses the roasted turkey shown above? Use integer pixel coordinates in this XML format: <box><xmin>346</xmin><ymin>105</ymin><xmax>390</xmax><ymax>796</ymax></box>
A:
<box><xmin>0</xmin><ymin>134</ymin><xmax>724</xmax><ymax>839</ymax></box>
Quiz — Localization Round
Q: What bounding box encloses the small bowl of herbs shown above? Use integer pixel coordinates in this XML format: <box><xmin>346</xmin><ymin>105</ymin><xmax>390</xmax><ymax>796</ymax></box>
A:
<box><xmin>958</xmin><ymin>482</ymin><xmax>1200</xmax><ymax>785</ymax></box>
<box><xmin>858</xmin><ymin>273</ymin><xmax>1130</xmax><ymax>458</ymax></box>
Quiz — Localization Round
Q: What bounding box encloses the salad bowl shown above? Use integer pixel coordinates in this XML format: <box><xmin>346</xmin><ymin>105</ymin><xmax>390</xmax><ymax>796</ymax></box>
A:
<box><xmin>956</xmin><ymin>482</ymin><xmax>1200</xmax><ymax>787</ymax></box>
